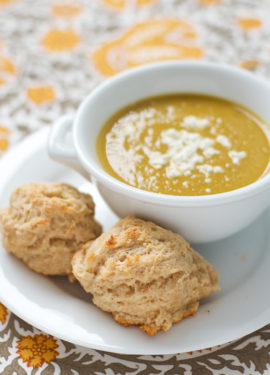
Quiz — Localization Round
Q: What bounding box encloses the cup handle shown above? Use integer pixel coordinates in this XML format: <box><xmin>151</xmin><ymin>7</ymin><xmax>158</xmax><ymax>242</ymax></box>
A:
<box><xmin>47</xmin><ymin>115</ymin><xmax>90</xmax><ymax>180</ymax></box>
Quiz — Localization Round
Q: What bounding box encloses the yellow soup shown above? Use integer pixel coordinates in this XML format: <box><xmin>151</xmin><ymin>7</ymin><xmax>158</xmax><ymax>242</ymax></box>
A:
<box><xmin>96</xmin><ymin>95</ymin><xmax>270</xmax><ymax>196</ymax></box>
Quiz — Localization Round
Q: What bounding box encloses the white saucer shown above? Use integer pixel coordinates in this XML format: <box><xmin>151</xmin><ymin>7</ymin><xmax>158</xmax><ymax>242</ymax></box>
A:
<box><xmin>0</xmin><ymin>128</ymin><xmax>269</xmax><ymax>355</ymax></box>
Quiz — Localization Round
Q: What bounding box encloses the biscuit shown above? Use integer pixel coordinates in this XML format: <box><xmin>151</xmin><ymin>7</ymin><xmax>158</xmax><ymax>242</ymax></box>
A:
<box><xmin>0</xmin><ymin>182</ymin><xmax>102</xmax><ymax>275</ymax></box>
<box><xmin>72</xmin><ymin>215</ymin><xmax>220</xmax><ymax>335</ymax></box>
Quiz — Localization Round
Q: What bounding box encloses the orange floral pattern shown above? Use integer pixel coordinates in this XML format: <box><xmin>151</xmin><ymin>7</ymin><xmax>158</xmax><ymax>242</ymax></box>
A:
<box><xmin>103</xmin><ymin>0</ymin><xmax>154</xmax><ymax>10</ymax></box>
<box><xmin>27</xmin><ymin>86</ymin><xmax>55</xmax><ymax>105</ymax></box>
<box><xmin>92</xmin><ymin>18</ymin><xmax>203</xmax><ymax>76</ymax></box>
<box><xmin>0</xmin><ymin>56</ymin><xmax>16</xmax><ymax>74</ymax></box>
<box><xmin>41</xmin><ymin>29</ymin><xmax>81</xmax><ymax>52</ymax></box>
<box><xmin>239</xmin><ymin>59</ymin><xmax>259</xmax><ymax>70</ymax></box>
<box><xmin>0</xmin><ymin>55</ymin><xmax>16</xmax><ymax>86</ymax></box>
<box><xmin>0</xmin><ymin>303</ymin><xmax>8</xmax><ymax>324</ymax></box>
<box><xmin>0</xmin><ymin>125</ymin><xmax>11</xmax><ymax>152</ymax></box>
<box><xmin>0</xmin><ymin>0</ymin><xmax>17</xmax><ymax>6</ymax></box>
<box><xmin>237</xmin><ymin>17</ymin><xmax>262</xmax><ymax>31</ymax></box>
<box><xmin>17</xmin><ymin>334</ymin><xmax>59</xmax><ymax>368</ymax></box>
<box><xmin>52</xmin><ymin>4</ymin><xmax>82</xmax><ymax>18</ymax></box>
<box><xmin>0</xmin><ymin>138</ymin><xmax>8</xmax><ymax>151</ymax></box>
<box><xmin>198</xmin><ymin>0</ymin><xmax>221</xmax><ymax>5</ymax></box>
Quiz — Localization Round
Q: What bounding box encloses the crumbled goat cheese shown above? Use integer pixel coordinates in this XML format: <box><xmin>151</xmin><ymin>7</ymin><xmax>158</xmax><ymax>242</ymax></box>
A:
<box><xmin>182</xmin><ymin>181</ymin><xmax>189</xmax><ymax>188</ymax></box>
<box><xmin>216</xmin><ymin>134</ymin><xmax>232</xmax><ymax>148</ymax></box>
<box><xmin>144</xmin><ymin>150</ymin><xmax>170</xmax><ymax>169</ymax></box>
<box><xmin>146</xmin><ymin>129</ymin><xmax>223</xmax><ymax>178</ymax></box>
<box><xmin>228</xmin><ymin>150</ymin><xmax>247</xmax><ymax>164</ymax></box>
<box><xmin>203</xmin><ymin>147</ymin><xmax>220</xmax><ymax>158</ymax></box>
<box><xmin>197</xmin><ymin>164</ymin><xmax>224</xmax><ymax>178</ymax></box>
<box><xmin>167</xmin><ymin>105</ymin><xmax>175</xmax><ymax>118</ymax></box>
<box><xmin>115</xmin><ymin>114</ymin><xmax>247</xmax><ymax>181</ymax></box>
<box><xmin>181</xmin><ymin>115</ymin><xmax>210</xmax><ymax>130</ymax></box>
<box><xmin>213</xmin><ymin>166</ymin><xmax>224</xmax><ymax>173</ymax></box>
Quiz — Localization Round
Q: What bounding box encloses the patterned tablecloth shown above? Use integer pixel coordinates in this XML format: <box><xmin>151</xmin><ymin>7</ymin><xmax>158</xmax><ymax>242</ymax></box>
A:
<box><xmin>0</xmin><ymin>0</ymin><xmax>270</xmax><ymax>373</ymax></box>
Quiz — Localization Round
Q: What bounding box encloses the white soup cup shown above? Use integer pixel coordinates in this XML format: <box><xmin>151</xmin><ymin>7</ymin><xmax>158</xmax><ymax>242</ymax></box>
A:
<box><xmin>48</xmin><ymin>61</ymin><xmax>270</xmax><ymax>243</ymax></box>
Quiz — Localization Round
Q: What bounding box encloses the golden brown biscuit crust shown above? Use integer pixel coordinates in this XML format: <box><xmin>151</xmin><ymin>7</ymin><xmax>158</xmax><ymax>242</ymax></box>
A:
<box><xmin>72</xmin><ymin>215</ymin><xmax>220</xmax><ymax>335</ymax></box>
<box><xmin>0</xmin><ymin>182</ymin><xmax>102</xmax><ymax>275</ymax></box>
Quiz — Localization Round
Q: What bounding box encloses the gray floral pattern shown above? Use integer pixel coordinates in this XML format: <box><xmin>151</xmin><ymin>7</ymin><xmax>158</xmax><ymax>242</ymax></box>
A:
<box><xmin>0</xmin><ymin>310</ymin><xmax>269</xmax><ymax>374</ymax></box>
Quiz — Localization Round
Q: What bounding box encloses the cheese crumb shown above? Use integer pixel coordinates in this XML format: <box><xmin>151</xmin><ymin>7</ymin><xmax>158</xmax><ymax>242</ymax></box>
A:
<box><xmin>182</xmin><ymin>181</ymin><xmax>189</xmax><ymax>188</ymax></box>
<box><xmin>228</xmin><ymin>150</ymin><xmax>247</xmax><ymax>164</ymax></box>
<box><xmin>181</xmin><ymin>115</ymin><xmax>210</xmax><ymax>130</ymax></box>
<box><xmin>145</xmin><ymin>151</ymin><xmax>169</xmax><ymax>169</ymax></box>
<box><xmin>216</xmin><ymin>134</ymin><xmax>232</xmax><ymax>148</ymax></box>
<box><xmin>197</xmin><ymin>164</ymin><xmax>224</xmax><ymax>177</ymax></box>
<box><xmin>167</xmin><ymin>105</ymin><xmax>175</xmax><ymax>119</ymax></box>
<box><xmin>203</xmin><ymin>147</ymin><xmax>220</xmax><ymax>158</ymax></box>
<box><xmin>213</xmin><ymin>166</ymin><xmax>224</xmax><ymax>173</ymax></box>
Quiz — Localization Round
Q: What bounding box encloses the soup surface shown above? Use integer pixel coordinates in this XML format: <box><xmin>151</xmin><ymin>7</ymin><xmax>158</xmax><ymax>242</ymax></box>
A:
<box><xmin>96</xmin><ymin>95</ymin><xmax>270</xmax><ymax>196</ymax></box>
